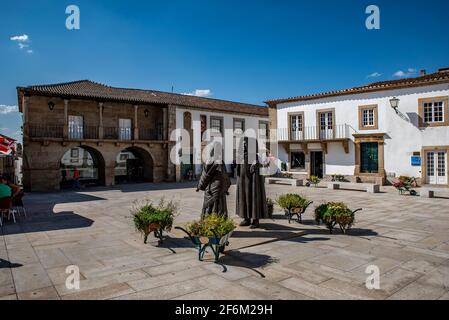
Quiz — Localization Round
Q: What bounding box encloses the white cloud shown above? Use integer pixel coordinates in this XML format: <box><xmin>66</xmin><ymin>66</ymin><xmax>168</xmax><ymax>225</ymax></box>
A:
<box><xmin>182</xmin><ymin>89</ymin><xmax>212</xmax><ymax>98</ymax></box>
<box><xmin>10</xmin><ymin>34</ymin><xmax>33</xmax><ymax>53</ymax></box>
<box><xmin>10</xmin><ymin>34</ymin><xmax>29</xmax><ymax>42</ymax></box>
<box><xmin>0</xmin><ymin>105</ymin><xmax>18</xmax><ymax>114</ymax></box>
<box><xmin>393</xmin><ymin>68</ymin><xmax>417</xmax><ymax>77</ymax></box>
<box><xmin>367</xmin><ymin>72</ymin><xmax>382</xmax><ymax>78</ymax></box>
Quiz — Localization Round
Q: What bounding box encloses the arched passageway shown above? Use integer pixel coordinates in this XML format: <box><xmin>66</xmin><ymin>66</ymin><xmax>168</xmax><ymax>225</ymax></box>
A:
<box><xmin>60</xmin><ymin>146</ymin><xmax>105</xmax><ymax>189</ymax></box>
<box><xmin>114</xmin><ymin>147</ymin><xmax>154</xmax><ymax>184</ymax></box>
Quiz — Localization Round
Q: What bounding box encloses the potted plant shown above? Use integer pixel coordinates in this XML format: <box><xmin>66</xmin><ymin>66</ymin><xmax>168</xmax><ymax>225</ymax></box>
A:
<box><xmin>315</xmin><ymin>202</ymin><xmax>362</xmax><ymax>234</ymax></box>
<box><xmin>267</xmin><ymin>198</ymin><xmax>275</xmax><ymax>217</ymax></box>
<box><xmin>132</xmin><ymin>199</ymin><xmax>178</xmax><ymax>244</ymax></box>
<box><xmin>393</xmin><ymin>176</ymin><xmax>418</xmax><ymax>196</ymax></box>
<box><xmin>276</xmin><ymin>194</ymin><xmax>313</xmax><ymax>223</ymax></box>
<box><xmin>306</xmin><ymin>175</ymin><xmax>321</xmax><ymax>187</ymax></box>
<box><xmin>176</xmin><ymin>214</ymin><xmax>236</xmax><ymax>262</ymax></box>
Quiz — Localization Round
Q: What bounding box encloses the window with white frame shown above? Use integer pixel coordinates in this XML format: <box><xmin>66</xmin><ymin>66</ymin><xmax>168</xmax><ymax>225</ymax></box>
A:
<box><xmin>233</xmin><ymin>119</ymin><xmax>245</xmax><ymax>135</ymax></box>
<box><xmin>210</xmin><ymin>117</ymin><xmax>223</xmax><ymax>134</ymax></box>
<box><xmin>423</xmin><ymin>101</ymin><xmax>444</xmax><ymax>123</ymax></box>
<box><xmin>363</xmin><ymin>108</ymin><xmax>375</xmax><ymax>127</ymax></box>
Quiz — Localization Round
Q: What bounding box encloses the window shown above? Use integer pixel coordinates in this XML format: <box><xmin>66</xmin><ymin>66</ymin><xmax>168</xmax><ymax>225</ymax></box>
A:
<box><xmin>200</xmin><ymin>115</ymin><xmax>207</xmax><ymax>141</ymax></box>
<box><xmin>233</xmin><ymin>119</ymin><xmax>245</xmax><ymax>135</ymax></box>
<box><xmin>424</xmin><ymin>101</ymin><xmax>444</xmax><ymax>123</ymax></box>
<box><xmin>291</xmin><ymin>152</ymin><xmax>305</xmax><ymax>170</ymax></box>
<box><xmin>119</xmin><ymin>118</ymin><xmax>132</xmax><ymax>141</ymax></box>
<box><xmin>358</xmin><ymin>105</ymin><xmax>378</xmax><ymax>130</ymax></box>
<box><xmin>210</xmin><ymin>117</ymin><xmax>223</xmax><ymax>134</ymax></box>
<box><xmin>68</xmin><ymin>115</ymin><xmax>84</xmax><ymax>139</ymax></box>
<box><xmin>363</xmin><ymin>109</ymin><xmax>375</xmax><ymax>126</ymax></box>
<box><xmin>259</xmin><ymin>121</ymin><xmax>269</xmax><ymax>140</ymax></box>
<box><xmin>419</xmin><ymin>97</ymin><xmax>449</xmax><ymax>127</ymax></box>
<box><xmin>288</xmin><ymin>113</ymin><xmax>304</xmax><ymax>140</ymax></box>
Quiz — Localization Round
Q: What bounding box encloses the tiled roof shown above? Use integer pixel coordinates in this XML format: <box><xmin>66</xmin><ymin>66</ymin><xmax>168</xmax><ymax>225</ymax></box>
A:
<box><xmin>266</xmin><ymin>68</ymin><xmax>449</xmax><ymax>106</ymax></box>
<box><xmin>17</xmin><ymin>80</ymin><xmax>268</xmax><ymax>116</ymax></box>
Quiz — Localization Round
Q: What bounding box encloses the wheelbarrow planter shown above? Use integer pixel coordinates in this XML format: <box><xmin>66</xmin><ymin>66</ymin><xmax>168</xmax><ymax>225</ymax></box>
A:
<box><xmin>143</xmin><ymin>223</ymin><xmax>164</xmax><ymax>244</ymax></box>
<box><xmin>284</xmin><ymin>201</ymin><xmax>313</xmax><ymax>224</ymax></box>
<box><xmin>393</xmin><ymin>180</ymin><xmax>418</xmax><ymax>196</ymax></box>
<box><xmin>175</xmin><ymin>227</ymin><xmax>232</xmax><ymax>262</ymax></box>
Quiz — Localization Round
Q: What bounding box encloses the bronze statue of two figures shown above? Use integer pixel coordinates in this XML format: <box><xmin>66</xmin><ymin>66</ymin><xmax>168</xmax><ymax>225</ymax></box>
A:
<box><xmin>196</xmin><ymin>138</ymin><xmax>270</xmax><ymax>229</ymax></box>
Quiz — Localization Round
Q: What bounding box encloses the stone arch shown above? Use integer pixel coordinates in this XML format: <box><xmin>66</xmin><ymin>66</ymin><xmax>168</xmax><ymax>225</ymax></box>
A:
<box><xmin>115</xmin><ymin>146</ymin><xmax>154</xmax><ymax>183</ymax></box>
<box><xmin>59</xmin><ymin>144</ymin><xmax>106</xmax><ymax>188</ymax></box>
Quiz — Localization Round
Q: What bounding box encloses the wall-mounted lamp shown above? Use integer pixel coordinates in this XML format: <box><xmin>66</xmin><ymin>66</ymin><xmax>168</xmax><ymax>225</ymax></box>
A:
<box><xmin>144</xmin><ymin>109</ymin><xmax>150</xmax><ymax>118</ymax></box>
<box><xmin>390</xmin><ymin>97</ymin><xmax>400</xmax><ymax>113</ymax></box>
<box><xmin>48</xmin><ymin>101</ymin><xmax>55</xmax><ymax>111</ymax></box>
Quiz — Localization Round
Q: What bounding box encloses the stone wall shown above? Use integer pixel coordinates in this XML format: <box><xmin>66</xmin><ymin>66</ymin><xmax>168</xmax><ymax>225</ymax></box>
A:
<box><xmin>23</xmin><ymin>140</ymin><xmax>168</xmax><ymax>192</ymax></box>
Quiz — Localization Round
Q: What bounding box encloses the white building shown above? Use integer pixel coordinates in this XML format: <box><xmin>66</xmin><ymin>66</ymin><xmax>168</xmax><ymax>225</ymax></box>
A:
<box><xmin>175</xmin><ymin>106</ymin><xmax>269</xmax><ymax>180</ymax></box>
<box><xmin>266</xmin><ymin>68</ymin><xmax>449</xmax><ymax>186</ymax></box>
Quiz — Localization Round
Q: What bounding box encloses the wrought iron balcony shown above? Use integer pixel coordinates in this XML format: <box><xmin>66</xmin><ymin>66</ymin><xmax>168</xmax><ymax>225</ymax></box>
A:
<box><xmin>68</xmin><ymin>125</ymin><xmax>99</xmax><ymax>140</ymax></box>
<box><xmin>139</xmin><ymin>127</ymin><xmax>163</xmax><ymax>141</ymax></box>
<box><xmin>28</xmin><ymin>124</ymin><xmax>165</xmax><ymax>142</ymax></box>
<box><xmin>28</xmin><ymin>124</ymin><xmax>64</xmax><ymax>139</ymax></box>
<box><xmin>277</xmin><ymin>124</ymin><xmax>351</xmax><ymax>142</ymax></box>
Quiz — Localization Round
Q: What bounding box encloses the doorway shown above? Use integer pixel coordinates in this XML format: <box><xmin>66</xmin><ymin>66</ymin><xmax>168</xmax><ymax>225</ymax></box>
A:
<box><xmin>360</xmin><ymin>142</ymin><xmax>379</xmax><ymax>173</ymax></box>
<box><xmin>426</xmin><ymin>151</ymin><xmax>447</xmax><ymax>185</ymax></box>
<box><xmin>311</xmin><ymin>151</ymin><xmax>324</xmax><ymax>178</ymax></box>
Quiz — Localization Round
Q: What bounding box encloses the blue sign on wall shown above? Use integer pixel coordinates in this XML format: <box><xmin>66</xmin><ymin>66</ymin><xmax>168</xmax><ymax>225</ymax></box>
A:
<box><xmin>411</xmin><ymin>156</ymin><xmax>421</xmax><ymax>166</ymax></box>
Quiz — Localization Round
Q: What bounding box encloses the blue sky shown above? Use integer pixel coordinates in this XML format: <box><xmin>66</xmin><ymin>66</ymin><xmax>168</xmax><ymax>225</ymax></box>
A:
<box><xmin>1</xmin><ymin>0</ymin><xmax>449</xmax><ymax>141</ymax></box>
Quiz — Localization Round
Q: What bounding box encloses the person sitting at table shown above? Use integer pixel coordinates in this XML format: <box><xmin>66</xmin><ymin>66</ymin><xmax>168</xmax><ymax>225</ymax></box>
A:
<box><xmin>4</xmin><ymin>178</ymin><xmax>21</xmax><ymax>198</ymax></box>
<box><xmin>0</xmin><ymin>175</ymin><xmax>12</xmax><ymax>199</ymax></box>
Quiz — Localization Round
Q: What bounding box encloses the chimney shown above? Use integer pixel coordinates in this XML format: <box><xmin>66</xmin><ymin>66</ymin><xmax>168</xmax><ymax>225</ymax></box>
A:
<box><xmin>420</xmin><ymin>69</ymin><xmax>426</xmax><ymax>76</ymax></box>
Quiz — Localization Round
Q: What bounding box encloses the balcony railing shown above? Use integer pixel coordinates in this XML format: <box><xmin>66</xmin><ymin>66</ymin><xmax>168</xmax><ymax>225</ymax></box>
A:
<box><xmin>103</xmin><ymin>127</ymin><xmax>134</xmax><ymax>141</ymax></box>
<box><xmin>277</xmin><ymin>124</ymin><xmax>351</xmax><ymax>142</ymax></box>
<box><xmin>139</xmin><ymin>127</ymin><xmax>163</xmax><ymax>141</ymax></box>
<box><xmin>29</xmin><ymin>124</ymin><xmax>64</xmax><ymax>139</ymax></box>
<box><xmin>28</xmin><ymin>124</ymin><xmax>165</xmax><ymax>141</ymax></box>
<box><xmin>68</xmin><ymin>125</ymin><xmax>99</xmax><ymax>140</ymax></box>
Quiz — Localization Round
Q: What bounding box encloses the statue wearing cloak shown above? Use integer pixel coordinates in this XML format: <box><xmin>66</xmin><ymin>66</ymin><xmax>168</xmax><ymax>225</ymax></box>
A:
<box><xmin>197</xmin><ymin>142</ymin><xmax>231</xmax><ymax>218</ymax></box>
<box><xmin>235</xmin><ymin>137</ymin><xmax>270</xmax><ymax>227</ymax></box>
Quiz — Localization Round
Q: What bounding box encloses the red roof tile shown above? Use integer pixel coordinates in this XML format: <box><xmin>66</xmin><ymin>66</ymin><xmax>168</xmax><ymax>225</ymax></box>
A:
<box><xmin>266</xmin><ymin>68</ymin><xmax>449</xmax><ymax>106</ymax></box>
<box><xmin>18</xmin><ymin>80</ymin><xmax>268</xmax><ymax>116</ymax></box>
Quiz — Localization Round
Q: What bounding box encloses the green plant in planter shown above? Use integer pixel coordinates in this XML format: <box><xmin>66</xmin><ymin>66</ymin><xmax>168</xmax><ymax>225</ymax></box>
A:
<box><xmin>186</xmin><ymin>214</ymin><xmax>236</xmax><ymax>238</ymax></box>
<box><xmin>315</xmin><ymin>202</ymin><xmax>362</xmax><ymax>234</ymax></box>
<box><xmin>132</xmin><ymin>198</ymin><xmax>178</xmax><ymax>243</ymax></box>
<box><xmin>276</xmin><ymin>194</ymin><xmax>313</xmax><ymax>223</ymax></box>
<box><xmin>309</xmin><ymin>175</ymin><xmax>321</xmax><ymax>187</ymax></box>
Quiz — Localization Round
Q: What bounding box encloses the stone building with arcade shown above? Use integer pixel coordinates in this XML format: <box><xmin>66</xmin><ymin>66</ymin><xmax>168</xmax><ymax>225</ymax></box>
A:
<box><xmin>17</xmin><ymin>80</ymin><xmax>268</xmax><ymax>192</ymax></box>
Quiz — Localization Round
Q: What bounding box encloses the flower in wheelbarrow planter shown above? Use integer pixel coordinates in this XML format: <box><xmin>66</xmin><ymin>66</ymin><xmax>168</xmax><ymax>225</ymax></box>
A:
<box><xmin>131</xmin><ymin>198</ymin><xmax>178</xmax><ymax>243</ymax></box>
<box><xmin>315</xmin><ymin>202</ymin><xmax>361</xmax><ymax>234</ymax></box>
<box><xmin>186</xmin><ymin>214</ymin><xmax>236</xmax><ymax>238</ymax></box>
<box><xmin>276</xmin><ymin>194</ymin><xmax>313</xmax><ymax>223</ymax></box>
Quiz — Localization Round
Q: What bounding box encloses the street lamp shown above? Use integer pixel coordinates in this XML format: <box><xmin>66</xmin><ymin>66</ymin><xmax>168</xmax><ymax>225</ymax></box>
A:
<box><xmin>390</xmin><ymin>97</ymin><xmax>400</xmax><ymax>113</ymax></box>
<box><xmin>144</xmin><ymin>109</ymin><xmax>149</xmax><ymax>118</ymax></box>
<box><xmin>48</xmin><ymin>101</ymin><xmax>55</xmax><ymax>111</ymax></box>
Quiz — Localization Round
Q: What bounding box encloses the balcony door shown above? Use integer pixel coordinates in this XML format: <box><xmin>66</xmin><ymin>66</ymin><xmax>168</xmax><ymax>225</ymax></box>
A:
<box><xmin>119</xmin><ymin>119</ymin><xmax>132</xmax><ymax>141</ymax></box>
<box><xmin>290</xmin><ymin>114</ymin><xmax>303</xmax><ymax>141</ymax></box>
<box><xmin>68</xmin><ymin>115</ymin><xmax>83</xmax><ymax>139</ymax></box>
<box><xmin>426</xmin><ymin>151</ymin><xmax>447</xmax><ymax>185</ymax></box>
<box><xmin>319</xmin><ymin>112</ymin><xmax>333</xmax><ymax>140</ymax></box>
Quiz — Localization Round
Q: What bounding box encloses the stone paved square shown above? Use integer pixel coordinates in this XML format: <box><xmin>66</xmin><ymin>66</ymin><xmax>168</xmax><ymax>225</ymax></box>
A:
<box><xmin>1</xmin><ymin>182</ymin><xmax>449</xmax><ymax>300</ymax></box>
